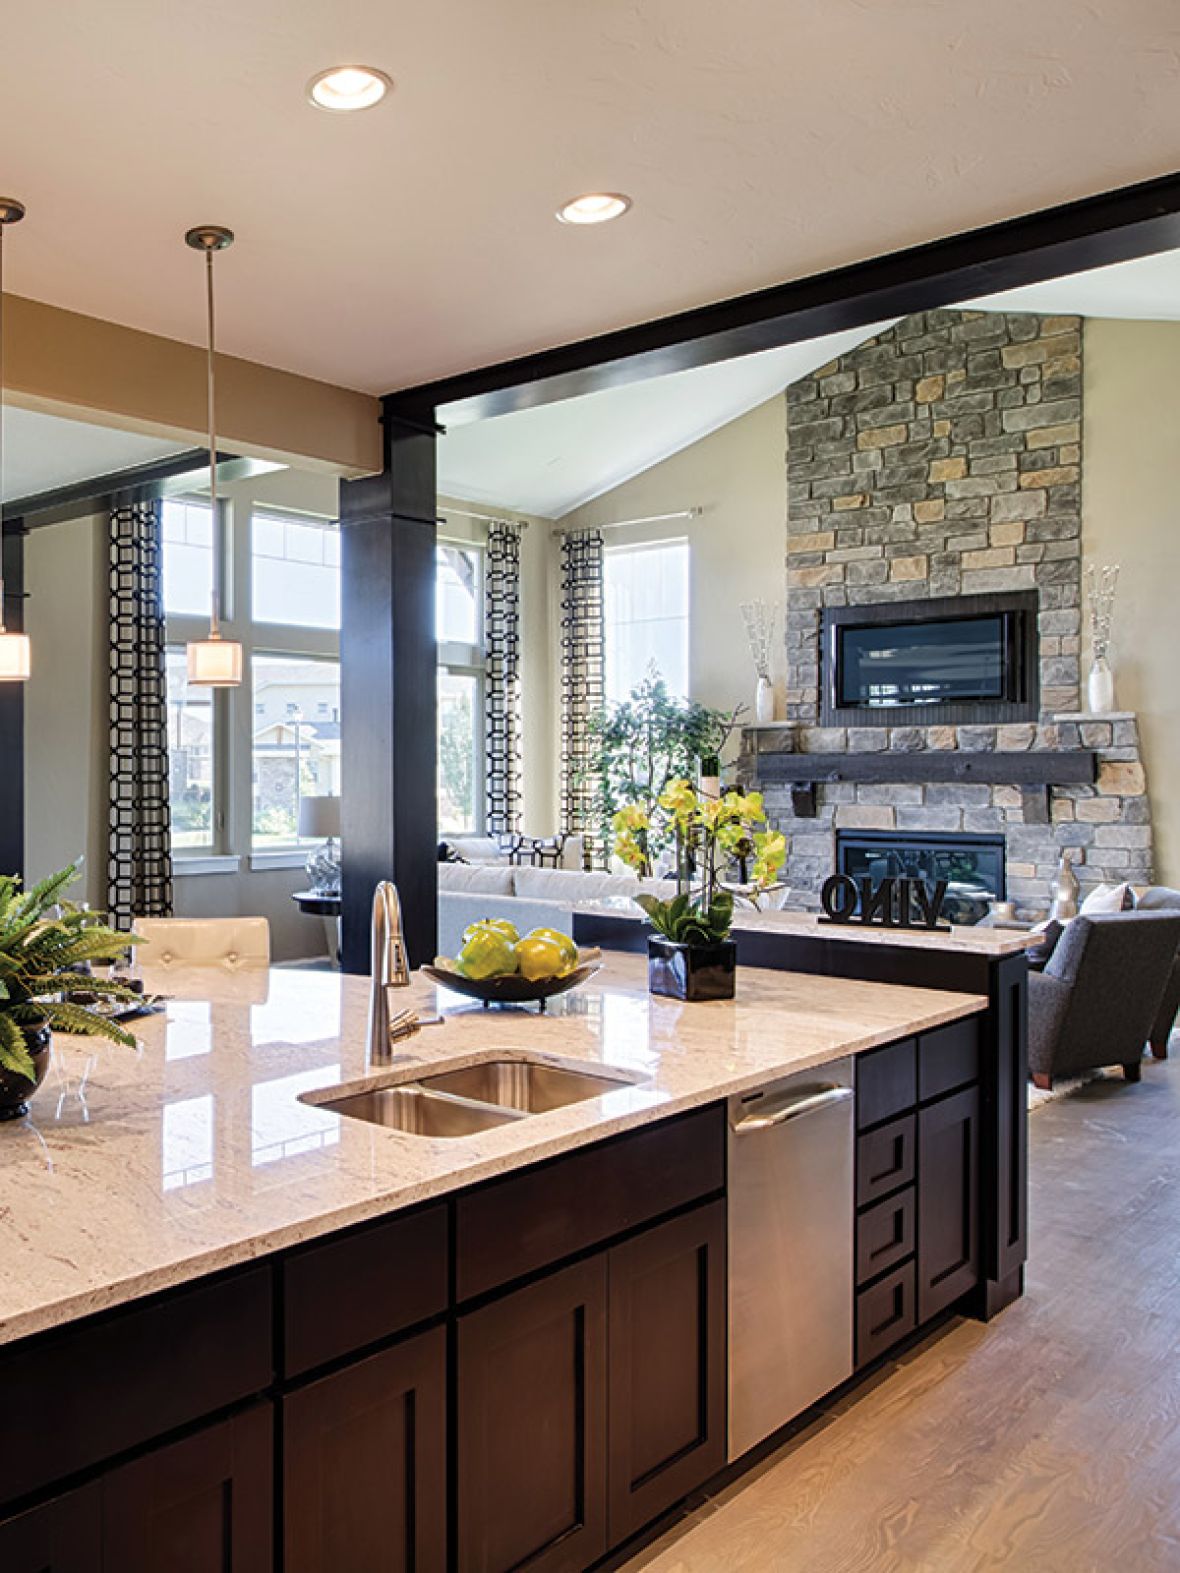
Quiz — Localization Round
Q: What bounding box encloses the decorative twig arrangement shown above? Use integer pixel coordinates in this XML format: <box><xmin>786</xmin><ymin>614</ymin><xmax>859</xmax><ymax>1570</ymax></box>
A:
<box><xmin>739</xmin><ymin>600</ymin><xmax>778</xmax><ymax>682</ymax></box>
<box><xmin>1085</xmin><ymin>562</ymin><xmax>1119</xmax><ymax>663</ymax></box>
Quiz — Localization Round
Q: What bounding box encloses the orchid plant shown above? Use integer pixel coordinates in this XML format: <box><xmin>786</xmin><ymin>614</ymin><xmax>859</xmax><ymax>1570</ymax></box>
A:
<box><xmin>613</xmin><ymin>781</ymin><xmax>787</xmax><ymax>946</ymax></box>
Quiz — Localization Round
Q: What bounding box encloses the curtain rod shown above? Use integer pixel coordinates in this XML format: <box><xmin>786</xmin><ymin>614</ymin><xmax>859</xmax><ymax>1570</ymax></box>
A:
<box><xmin>558</xmin><ymin>507</ymin><xmax>701</xmax><ymax>536</ymax></box>
<box><xmin>438</xmin><ymin>506</ymin><xmax>530</xmax><ymax>528</ymax></box>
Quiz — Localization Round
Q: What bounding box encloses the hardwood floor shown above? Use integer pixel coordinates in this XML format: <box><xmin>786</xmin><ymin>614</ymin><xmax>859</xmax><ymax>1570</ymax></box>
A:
<box><xmin>619</xmin><ymin>1056</ymin><xmax>1180</xmax><ymax>1573</ymax></box>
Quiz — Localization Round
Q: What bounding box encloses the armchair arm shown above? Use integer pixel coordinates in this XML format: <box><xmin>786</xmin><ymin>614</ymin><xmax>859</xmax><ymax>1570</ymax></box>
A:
<box><xmin>1028</xmin><ymin>970</ymin><xmax>1072</xmax><ymax>1077</ymax></box>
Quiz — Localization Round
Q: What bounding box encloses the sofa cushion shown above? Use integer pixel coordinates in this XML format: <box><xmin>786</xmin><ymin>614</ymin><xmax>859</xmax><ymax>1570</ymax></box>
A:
<box><xmin>512</xmin><ymin>866</ymin><xmax>639</xmax><ymax>903</ymax></box>
<box><xmin>1080</xmin><ymin>881</ymin><xmax>1136</xmax><ymax>915</ymax></box>
<box><xmin>1138</xmin><ymin>887</ymin><xmax>1180</xmax><ymax>912</ymax></box>
<box><xmin>437</xmin><ymin>862</ymin><xmax>516</xmax><ymax>896</ymax></box>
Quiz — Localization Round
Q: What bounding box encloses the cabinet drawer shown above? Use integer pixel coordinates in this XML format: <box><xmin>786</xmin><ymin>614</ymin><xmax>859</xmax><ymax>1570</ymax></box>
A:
<box><xmin>0</xmin><ymin>1268</ymin><xmax>271</xmax><ymax>1510</ymax></box>
<box><xmin>283</xmin><ymin>1204</ymin><xmax>448</xmax><ymax>1376</ymax></box>
<box><xmin>456</xmin><ymin>1106</ymin><xmax>725</xmax><ymax>1302</ymax></box>
<box><xmin>919</xmin><ymin>1017</ymin><xmax>981</xmax><ymax>1103</ymax></box>
<box><xmin>856</xmin><ymin>1115</ymin><xmax>915</xmax><ymax>1209</ymax></box>
<box><xmin>856</xmin><ymin>1038</ymin><xmax>916</xmax><ymax>1130</ymax></box>
<box><xmin>856</xmin><ymin>1262</ymin><xmax>916</xmax><ymax>1368</ymax></box>
<box><xmin>856</xmin><ymin>1190</ymin><xmax>915</xmax><ymax>1287</ymax></box>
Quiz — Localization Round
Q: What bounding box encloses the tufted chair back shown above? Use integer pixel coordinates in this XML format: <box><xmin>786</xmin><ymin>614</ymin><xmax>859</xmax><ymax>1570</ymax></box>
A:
<box><xmin>133</xmin><ymin>917</ymin><xmax>271</xmax><ymax>970</ymax></box>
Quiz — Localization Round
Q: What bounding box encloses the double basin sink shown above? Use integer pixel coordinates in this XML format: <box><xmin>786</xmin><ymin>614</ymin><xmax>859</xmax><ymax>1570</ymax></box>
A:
<box><xmin>306</xmin><ymin>1057</ymin><xmax>642</xmax><ymax>1138</ymax></box>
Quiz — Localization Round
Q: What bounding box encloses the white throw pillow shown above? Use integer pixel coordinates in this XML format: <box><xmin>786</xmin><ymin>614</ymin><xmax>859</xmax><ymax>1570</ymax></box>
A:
<box><xmin>437</xmin><ymin>862</ymin><xmax>516</xmax><ymax>896</ymax></box>
<box><xmin>1079</xmin><ymin>881</ymin><xmax>1136</xmax><ymax>915</ymax></box>
<box><xmin>447</xmin><ymin>836</ymin><xmax>504</xmax><ymax>865</ymax></box>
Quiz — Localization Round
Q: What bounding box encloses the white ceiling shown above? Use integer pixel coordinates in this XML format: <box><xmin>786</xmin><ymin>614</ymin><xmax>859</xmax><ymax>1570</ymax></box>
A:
<box><xmin>438</xmin><ymin>322</ymin><xmax>895</xmax><ymax>517</ymax></box>
<box><xmin>1</xmin><ymin>408</ymin><xmax>188</xmax><ymax>505</ymax></box>
<box><xmin>439</xmin><ymin>245</ymin><xmax>1180</xmax><ymax>518</ymax></box>
<box><xmin>1</xmin><ymin>2</ymin><xmax>1177</xmax><ymax>396</ymax></box>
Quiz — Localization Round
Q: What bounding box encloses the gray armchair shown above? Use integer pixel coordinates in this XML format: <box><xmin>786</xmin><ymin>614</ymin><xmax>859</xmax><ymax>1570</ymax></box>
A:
<box><xmin>1028</xmin><ymin>911</ymin><xmax>1180</xmax><ymax>1089</ymax></box>
<box><xmin>1137</xmin><ymin>887</ymin><xmax>1180</xmax><ymax>1058</ymax></box>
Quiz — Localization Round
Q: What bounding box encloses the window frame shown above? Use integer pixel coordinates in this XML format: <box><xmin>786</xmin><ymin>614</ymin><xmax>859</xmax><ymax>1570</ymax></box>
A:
<box><xmin>436</xmin><ymin>538</ymin><xmax>487</xmax><ymax>838</ymax></box>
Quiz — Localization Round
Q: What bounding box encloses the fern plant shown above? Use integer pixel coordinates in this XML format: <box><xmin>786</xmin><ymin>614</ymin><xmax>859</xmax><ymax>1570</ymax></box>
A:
<box><xmin>0</xmin><ymin>864</ymin><xmax>142</xmax><ymax>1083</ymax></box>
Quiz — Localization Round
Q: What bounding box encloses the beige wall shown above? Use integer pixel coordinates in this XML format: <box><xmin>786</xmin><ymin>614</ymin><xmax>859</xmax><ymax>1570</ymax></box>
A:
<box><xmin>1083</xmin><ymin>318</ymin><xmax>1180</xmax><ymax>887</ymax></box>
<box><xmin>558</xmin><ymin>393</ymin><xmax>788</xmax><ymax>723</ymax></box>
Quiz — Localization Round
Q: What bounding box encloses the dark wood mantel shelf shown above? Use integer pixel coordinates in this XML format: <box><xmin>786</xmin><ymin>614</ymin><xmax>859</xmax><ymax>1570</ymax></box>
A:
<box><xmin>748</xmin><ymin>749</ymin><xmax>1097</xmax><ymax>819</ymax></box>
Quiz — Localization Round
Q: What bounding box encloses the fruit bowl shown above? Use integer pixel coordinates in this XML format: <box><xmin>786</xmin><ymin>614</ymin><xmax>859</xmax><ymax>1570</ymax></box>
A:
<box><xmin>422</xmin><ymin>949</ymin><xmax>602</xmax><ymax>1009</ymax></box>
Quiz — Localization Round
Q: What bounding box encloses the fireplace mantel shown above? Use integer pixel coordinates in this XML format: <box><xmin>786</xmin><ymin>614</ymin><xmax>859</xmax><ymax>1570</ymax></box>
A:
<box><xmin>749</xmin><ymin>749</ymin><xmax>1097</xmax><ymax>818</ymax></box>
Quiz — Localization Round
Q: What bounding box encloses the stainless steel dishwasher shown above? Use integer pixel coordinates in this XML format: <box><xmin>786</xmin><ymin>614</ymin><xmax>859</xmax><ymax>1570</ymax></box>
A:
<box><xmin>727</xmin><ymin>1058</ymin><xmax>855</xmax><ymax>1461</ymax></box>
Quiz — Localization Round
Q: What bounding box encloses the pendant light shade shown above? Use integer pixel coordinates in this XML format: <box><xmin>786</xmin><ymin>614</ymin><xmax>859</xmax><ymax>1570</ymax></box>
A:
<box><xmin>184</xmin><ymin>223</ymin><xmax>242</xmax><ymax>687</ymax></box>
<box><xmin>0</xmin><ymin>197</ymin><xmax>30</xmax><ymax>683</ymax></box>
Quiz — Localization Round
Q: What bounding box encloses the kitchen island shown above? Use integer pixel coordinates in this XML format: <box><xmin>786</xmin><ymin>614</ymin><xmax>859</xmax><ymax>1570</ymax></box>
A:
<box><xmin>0</xmin><ymin>953</ymin><xmax>1006</xmax><ymax>1572</ymax></box>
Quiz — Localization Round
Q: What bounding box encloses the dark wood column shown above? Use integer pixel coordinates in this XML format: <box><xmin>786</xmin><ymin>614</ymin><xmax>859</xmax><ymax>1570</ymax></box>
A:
<box><xmin>339</xmin><ymin>415</ymin><xmax>438</xmax><ymax>972</ymax></box>
<box><xmin>0</xmin><ymin>523</ymin><xmax>26</xmax><ymax>880</ymax></box>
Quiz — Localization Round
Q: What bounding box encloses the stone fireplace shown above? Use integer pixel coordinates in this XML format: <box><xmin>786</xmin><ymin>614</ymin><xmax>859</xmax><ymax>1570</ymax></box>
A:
<box><xmin>740</xmin><ymin>308</ymin><xmax>1154</xmax><ymax>918</ymax></box>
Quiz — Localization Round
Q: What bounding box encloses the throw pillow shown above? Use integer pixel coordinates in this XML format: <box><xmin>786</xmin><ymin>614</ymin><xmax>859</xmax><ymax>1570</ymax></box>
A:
<box><xmin>1079</xmin><ymin>881</ymin><xmax>1137</xmax><ymax>915</ymax></box>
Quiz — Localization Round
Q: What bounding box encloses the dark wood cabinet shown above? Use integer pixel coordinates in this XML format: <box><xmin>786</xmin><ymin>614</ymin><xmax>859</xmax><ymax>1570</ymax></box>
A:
<box><xmin>101</xmin><ymin>1406</ymin><xmax>273</xmax><ymax>1573</ymax></box>
<box><xmin>918</xmin><ymin>1085</ymin><xmax>981</xmax><ymax>1322</ymax></box>
<box><xmin>284</xmin><ymin>1326</ymin><xmax>446</xmax><ymax>1573</ymax></box>
<box><xmin>607</xmin><ymin>1200</ymin><xmax>726</xmax><ymax>1545</ymax></box>
<box><xmin>0</xmin><ymin>1485</ymin><xmax>100</xmax><ymax>1572</ymax></box>
<box><xmin>457</xmin><ymin>1255</ymin><xmax>608</xmax><ymax>1573</ymax></box>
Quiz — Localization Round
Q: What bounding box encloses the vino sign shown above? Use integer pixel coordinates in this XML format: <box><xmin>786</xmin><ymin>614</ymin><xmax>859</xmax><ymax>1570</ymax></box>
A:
<box><xmin>818</xmin><ymin>874</ymin><xmax>950</xmax><ymax>932</ymax></box>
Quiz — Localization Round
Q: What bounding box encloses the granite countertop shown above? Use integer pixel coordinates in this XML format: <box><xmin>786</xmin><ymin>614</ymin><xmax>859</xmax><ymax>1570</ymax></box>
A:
<box><xmin>576</xmin><ymin>902</ymin><xmax>1037</xmax><ymax>955</ymax></box>
<box><xmin>0</xmin><ymin>953</ymin><xmax>986</xmax><ymax>1347</ymax></box>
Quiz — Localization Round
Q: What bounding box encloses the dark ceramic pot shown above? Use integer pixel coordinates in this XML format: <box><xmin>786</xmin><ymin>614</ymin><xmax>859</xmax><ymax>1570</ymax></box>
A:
<box><xmin>0</xmin><ymin>1024</ymin><xmax>51</xmax><ymax>1122</ymax></box>
<box><xmin>647</xmin><ymin>937</ymin><xmax>737</xmax><ymax>1002</ymax></box>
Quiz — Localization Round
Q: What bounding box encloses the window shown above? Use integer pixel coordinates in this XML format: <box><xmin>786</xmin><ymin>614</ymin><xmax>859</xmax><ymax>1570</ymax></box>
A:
<box><xmin>252</xmin><ymin>512</ymin><xmax>340</xmax><ymax>629</ymax></box>
<box><xmin>436</xmin><ymin>543</ymin><xmax>485</xmax><ymax>835</ymax></box>
<box><xmin>161</xmin><ymin>499</ymin><xmax>215</xmax><ymax>618</ymax></box>
<box><xmin>252</xmin><ymin>655</ymin><xmax>341</xmax><ymax>848</ymax></box>
<box><xmin>604</xmin><ymin>539</ymin><xmax>690</xmax><ymax>703</ymax></box>
<box><xmin>165</xmin><ymin>647</ymin><xmax>215</xmax><ymax>849</ymax></box>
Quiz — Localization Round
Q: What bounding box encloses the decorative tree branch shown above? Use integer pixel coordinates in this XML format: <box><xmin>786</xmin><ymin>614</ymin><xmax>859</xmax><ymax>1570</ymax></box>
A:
<box><xmin>1085</xmin><ymin>562</ymin><xmax>1119</xmax><ymax>664</ymax></box>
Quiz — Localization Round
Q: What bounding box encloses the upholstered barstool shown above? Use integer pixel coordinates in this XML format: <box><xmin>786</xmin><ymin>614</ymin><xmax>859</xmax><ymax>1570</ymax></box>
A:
<box><xmin>132</xmin><ymin>917</ymin><xmax>271</xmax><ymax>970</ymax></box>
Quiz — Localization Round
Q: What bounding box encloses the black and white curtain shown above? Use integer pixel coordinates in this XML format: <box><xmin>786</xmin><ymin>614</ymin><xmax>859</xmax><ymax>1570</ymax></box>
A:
<box><xmin>108</xmin><ymin>501</ymin><xmax>173</xmax><ymax>927</ymax></box>
<box><xmin>559</xmin><ymin>530</ymin><xmax>605</xmax><ymax>868</ymax></box>
<box><xmin>484</xmin><ymin>521</ymin><xmax>523</xmax><ymax>836</ymax></box>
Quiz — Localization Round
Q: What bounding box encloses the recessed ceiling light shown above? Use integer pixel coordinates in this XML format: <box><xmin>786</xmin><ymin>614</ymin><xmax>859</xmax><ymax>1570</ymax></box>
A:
<box><xmin>307</xmin><ymin>66</ymin><xmax>392</xmax><ymax>113</ymax></box>
<box><xmin>556</xmin><ymin>192</ymin><xmax>632</xmax><ymax>226</ymax></box>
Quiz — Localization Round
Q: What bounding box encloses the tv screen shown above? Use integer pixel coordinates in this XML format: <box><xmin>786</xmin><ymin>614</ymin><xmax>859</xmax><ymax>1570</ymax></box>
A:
<box><xmin>838</xmin><ymin>613</ymin><xmax>1007</xmax><ymax>709</ymax></box>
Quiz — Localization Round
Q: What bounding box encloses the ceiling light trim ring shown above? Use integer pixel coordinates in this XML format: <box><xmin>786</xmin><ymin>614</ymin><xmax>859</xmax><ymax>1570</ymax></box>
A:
<box><xmin>307</xmin><ymin>65</ymin><xmax>393</xmax><ymax>113</ymax></box>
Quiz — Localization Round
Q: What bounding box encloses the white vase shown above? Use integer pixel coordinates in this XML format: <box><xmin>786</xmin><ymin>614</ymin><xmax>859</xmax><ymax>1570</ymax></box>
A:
<box><xmin>755</xmin><ymin>675</ymin><xmax>775</xmax><ymax>725</ymax></box>
<box><xmin>1087</xmin><ymin>657</ymin><xmax>1115</xmax><ymax>715</ymax></box>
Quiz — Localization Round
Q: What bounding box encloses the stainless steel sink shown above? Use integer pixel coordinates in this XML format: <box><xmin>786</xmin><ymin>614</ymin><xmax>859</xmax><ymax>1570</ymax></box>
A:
<box><xmin>419</xmin><ymin>1059</ymin><xmax>635</xmax><ymax>1113</ymax></box>
<box><xmin>315</xmin><ymin>1085</ymin><xmax>525</xmax><ymax>1137</ymax></box>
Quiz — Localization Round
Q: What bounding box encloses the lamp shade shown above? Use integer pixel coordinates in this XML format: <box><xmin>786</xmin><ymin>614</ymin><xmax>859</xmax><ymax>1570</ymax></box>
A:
<box><xmin>0</xmin><ymin>630</ymin><xmax>31</xmax><ymax>682</ymax></box>
<box><xmin>299</xmin><ymin>795</ymin><xmax>341</xmax><ymax>839</ymax></box>
<box><xmin>187</xmin><ymin>636</ymin><xmax>242</xmax><ymax>687</ymax></box>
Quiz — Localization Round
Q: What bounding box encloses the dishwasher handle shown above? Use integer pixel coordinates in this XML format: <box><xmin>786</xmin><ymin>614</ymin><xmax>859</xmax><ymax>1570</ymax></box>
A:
<box><xmin>732</xmin><ymin>1083</ymin><xmax>854</xmax><ymax>1133</ymax></box>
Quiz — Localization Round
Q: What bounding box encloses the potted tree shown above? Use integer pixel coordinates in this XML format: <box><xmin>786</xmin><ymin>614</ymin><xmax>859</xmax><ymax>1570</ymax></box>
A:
<box><xmin>614</xmin><ymin>782</ymin><xmax>786</xmax><ymax>1001</ymax></box>
<box><xmin>0</xmin><ymin>865</ymin><xmax>143</xmax><ymax>1121</ymax></box>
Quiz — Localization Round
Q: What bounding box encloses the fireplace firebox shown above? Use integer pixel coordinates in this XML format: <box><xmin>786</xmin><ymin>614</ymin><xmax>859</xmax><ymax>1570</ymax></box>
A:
<box><xmin>821</xmin><ymin>591</ymin><xmax>1038</xmax><ymax>727</ymax></box>
<box><xmin>836</xmin><ymin>830</ymin><xmax>1005</xmax><ymax>926</ymax></box>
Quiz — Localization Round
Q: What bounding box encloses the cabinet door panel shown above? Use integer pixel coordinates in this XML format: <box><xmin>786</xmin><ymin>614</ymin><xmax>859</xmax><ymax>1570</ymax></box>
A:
<box><xmin>0</xmin><ymin>1485</ymin><xmax>100</xmax><ymax>1572</ymax></box>
<box><xmin>284</xmin><ymin>1326</ymin><xmax>446</xmax><ymax>1573</ymax></box>
<box><xmin>918</xmin><ymin>1086</ymin><xmax>980</xmax><ymax>1322</ymax></box>
<box><xmin>457</xmin><ymin>1256</ymin><xmax>607</xmax><ymax>1573</ymax></box>
<box><xmin>102</xmin><ymin>1406</ymin><xmax>272</xmax><ymax>1573</ymax></box>
<box><xmin>608</xmin><ymin>1201</ymin><xmax>726</xmax><ymax>1545</ymax></box>
<box><xmin>856</xmin><ymin>1114</ymin><xmax>915</xmax><ymax>1208</ymax></box>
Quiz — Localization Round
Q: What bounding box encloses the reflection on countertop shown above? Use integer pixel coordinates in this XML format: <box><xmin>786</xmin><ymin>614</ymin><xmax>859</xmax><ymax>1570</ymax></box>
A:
<box><xmin>0</xmin><ymin>953</ymin><xmax>986</xmax><ymax>1347</ymax></box>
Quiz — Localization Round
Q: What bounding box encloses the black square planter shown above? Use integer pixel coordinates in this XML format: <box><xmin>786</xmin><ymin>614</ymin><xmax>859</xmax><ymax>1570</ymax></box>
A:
<box><xmin>647</xmin><ymin>937</ymin><xmax>737</xmax><ymax>1002</ymax></box>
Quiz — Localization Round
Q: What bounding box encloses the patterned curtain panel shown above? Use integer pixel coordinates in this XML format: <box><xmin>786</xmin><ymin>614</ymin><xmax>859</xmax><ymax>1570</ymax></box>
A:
<box><xmin>559</xmin><ymin>530</ymin><xmax>606</xmax><ymax>868</ymax></box>
<box><xmin>108</xmin><ymin>501</ymin><xmax>173</xmax><ymax>927</ymax></box>
<box><xmin>485</xmin><ymin>521</ymin><xmax>524</xmax><ymax>836</ymax></box>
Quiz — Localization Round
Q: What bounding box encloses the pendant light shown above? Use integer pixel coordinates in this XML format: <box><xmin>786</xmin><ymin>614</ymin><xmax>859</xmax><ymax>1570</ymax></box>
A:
<box><xmin>184</xmin><ymin>224</ymin><xmax>242</xmax><ymax>686</ymax></box>
<box><xmin>0</xmin><ymin>197</ymin><xmax>31</xmax><ymax>683</ymax></box>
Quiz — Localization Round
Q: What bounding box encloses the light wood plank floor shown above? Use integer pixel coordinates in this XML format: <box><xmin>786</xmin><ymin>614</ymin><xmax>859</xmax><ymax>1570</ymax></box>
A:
<box><xmin>622</xmin><ymin>1056</ymin><xmax>1180</xmax><ymax>1573</ymax></box>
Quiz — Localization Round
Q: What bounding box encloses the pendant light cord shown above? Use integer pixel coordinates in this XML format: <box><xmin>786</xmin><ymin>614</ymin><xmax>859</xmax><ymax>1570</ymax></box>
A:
<box><xmin>204</xmin><ymin>244</ymin><xmax>220</xmax><ymax>638</ymax></box>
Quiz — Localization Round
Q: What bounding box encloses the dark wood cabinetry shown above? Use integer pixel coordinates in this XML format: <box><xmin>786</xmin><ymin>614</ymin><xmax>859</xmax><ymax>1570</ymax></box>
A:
<box><xmin>284</xmin><ymin>1326</ymin><xmax>446</xmax><ymax>1573</ymax></box>
<box><xmin>0</xmin><ymin>1485</ymin><xmax>100</xmax><ymax>1572</ymax></box>
<box><xmin>457</xmin><ymin>1255</ymin><xmax>609</xmax><ymax>1573</ymax></box>
<box><xmin>102</xmin><ymin>1406</ymin><xmax>273</xmax><ymax>1572</ymax></box>
<box><xmin>917</xmin><ymin>1085</ymin><xmax>980</xmax><ymax>1322</ymax></box>
<box><xmin>607</xmin><ymin>1200</ymin><xmax>727</xmax><ymax>1544</ymax></box>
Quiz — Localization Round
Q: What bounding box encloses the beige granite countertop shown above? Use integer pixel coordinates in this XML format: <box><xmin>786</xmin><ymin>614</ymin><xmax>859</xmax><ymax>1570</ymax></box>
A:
<box><xmin>576</xmin><ymin>903</ymin><xmax>1036</xmax><ymax>955</ymax></box>
<box><xmin>0</xmin><ymin>953</ymin><xmax>985</xmax><ymax>1347</ymax></box>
